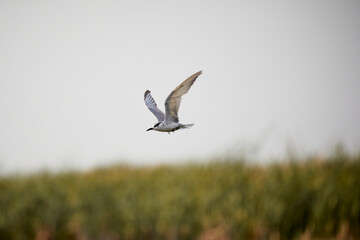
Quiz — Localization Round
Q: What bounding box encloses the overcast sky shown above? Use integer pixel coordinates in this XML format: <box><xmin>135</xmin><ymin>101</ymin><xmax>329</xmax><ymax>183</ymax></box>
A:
<box><xmin>1</xmin><ymin>0</ymin><xmax>359</xmax><ymax>173</ymax></box>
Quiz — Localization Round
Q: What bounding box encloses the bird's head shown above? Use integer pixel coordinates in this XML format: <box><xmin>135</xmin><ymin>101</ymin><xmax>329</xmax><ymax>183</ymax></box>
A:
<box><xmin>146</xmin><ymin>122</ymin><xmax>161</xmax><ymax>132</ymax></box>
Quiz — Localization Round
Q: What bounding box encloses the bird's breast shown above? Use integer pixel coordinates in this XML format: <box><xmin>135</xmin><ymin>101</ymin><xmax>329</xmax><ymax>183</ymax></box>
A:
<box><xmin>154</xmin><ymin>122</ymin><xmax>180</xmax><ymax>132</ymax></box>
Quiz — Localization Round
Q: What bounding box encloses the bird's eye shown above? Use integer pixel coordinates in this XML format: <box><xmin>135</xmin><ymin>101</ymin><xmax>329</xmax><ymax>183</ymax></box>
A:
<box><xmin>154</xmin><ymin>122</ymin><xmax>160</xmax><ymax>127</ymax></box>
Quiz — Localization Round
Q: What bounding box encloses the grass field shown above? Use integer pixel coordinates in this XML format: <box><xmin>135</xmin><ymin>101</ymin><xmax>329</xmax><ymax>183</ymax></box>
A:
<box><xmin>0</xmin><ymin>147</ymin><xmax>359</xmax><ymax>240</ymax></box>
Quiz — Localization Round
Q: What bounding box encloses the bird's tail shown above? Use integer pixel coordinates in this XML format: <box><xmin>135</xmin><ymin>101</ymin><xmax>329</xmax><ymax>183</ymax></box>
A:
<box><xmin>182</xmin><ymin>123</ymin><xmax>195</xmax><ymax>129</ymax></box>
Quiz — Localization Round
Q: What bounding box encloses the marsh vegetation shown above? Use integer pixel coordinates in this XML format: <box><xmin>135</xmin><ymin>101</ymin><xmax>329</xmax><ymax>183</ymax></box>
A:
<box><xmin>0</xmin><ymin>148</ymin><xmax>359</xmax><ymax>239</ymax></box>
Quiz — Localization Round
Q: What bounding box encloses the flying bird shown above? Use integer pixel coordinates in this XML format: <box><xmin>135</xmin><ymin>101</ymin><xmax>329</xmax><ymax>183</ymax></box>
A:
<box><xmin>144</xmin><ymin>70</ymin><xmax>202</xmax><ymax>133</ymax></box>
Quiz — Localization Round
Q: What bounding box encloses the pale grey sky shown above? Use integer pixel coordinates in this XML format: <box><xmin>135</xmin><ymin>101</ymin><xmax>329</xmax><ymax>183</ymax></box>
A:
<box><xmin>1</xmin><ymin>0</ymin><xmax>359</xmax><ymax>173</ymax></box>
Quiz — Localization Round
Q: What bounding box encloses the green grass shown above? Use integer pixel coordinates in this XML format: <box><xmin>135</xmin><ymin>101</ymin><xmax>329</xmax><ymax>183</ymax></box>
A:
<box><xmin>0</xmin><ymin>149</ymin><xmax>359</xmax><ymax>239</ymax></box>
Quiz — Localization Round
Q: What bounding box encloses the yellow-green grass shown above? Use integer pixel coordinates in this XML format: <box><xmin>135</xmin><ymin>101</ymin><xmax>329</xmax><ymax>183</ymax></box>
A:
<box><xmin>0</xmin><ymin>150</ymin><xmax>359</xmax><ymax>239</ymax></box>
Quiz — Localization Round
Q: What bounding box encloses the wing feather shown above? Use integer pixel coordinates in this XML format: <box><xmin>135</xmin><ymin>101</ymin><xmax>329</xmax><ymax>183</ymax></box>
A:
<box><xmin>165</xmin><ymin>70</ymin><xmax>202</xmax><ymax>123</ymax></box>
<box><xmin>144</xmin><ymin>90</ymin><xmax>165</xmax><ymax>122</ymax></box>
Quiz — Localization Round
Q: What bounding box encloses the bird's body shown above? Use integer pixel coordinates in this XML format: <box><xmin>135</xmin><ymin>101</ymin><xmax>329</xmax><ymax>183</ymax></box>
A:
<box><xmin>151</xmin><ymin>122</ymin><xmax>194</xmax><ymax>133</ymax></box>
<box><xmin>144</xmin><ymin>71</ymin><xmax>202</xmax><ymax>133</ymax></box>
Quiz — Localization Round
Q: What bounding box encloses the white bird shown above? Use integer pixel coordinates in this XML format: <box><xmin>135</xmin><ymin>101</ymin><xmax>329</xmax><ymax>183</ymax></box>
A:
<box><xmin>144</xmin><ymin>70</ymin><xmax>202</xmax><ymax>133</ymax></box>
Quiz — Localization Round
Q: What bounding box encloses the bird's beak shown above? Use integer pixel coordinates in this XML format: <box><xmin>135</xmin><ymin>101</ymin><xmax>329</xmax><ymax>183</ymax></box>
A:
<box><xmin>146</xmin><ymin>128</ymin><xmax>153</xmax><ymax>131</ymax></box>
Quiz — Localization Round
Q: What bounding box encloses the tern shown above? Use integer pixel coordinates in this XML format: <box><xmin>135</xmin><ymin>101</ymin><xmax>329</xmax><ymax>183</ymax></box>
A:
<box><xmin>144</xmin><ymin>70</ymin><xmax>202</xmax><ymax>133</ymax></box>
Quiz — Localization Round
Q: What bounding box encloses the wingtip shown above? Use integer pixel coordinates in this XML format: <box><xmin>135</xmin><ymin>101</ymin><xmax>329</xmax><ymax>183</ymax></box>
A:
<box><xmin>193</xmin><ymin>70</ymin><xmax>203</xmax><ymax>79</ymax></box>
<box><xmin>185</xmin><ymin>70</ymin><xmax>203</xmax><ymax>82</ymax></box>
<box><xmin>144</xmin><ymin>90</ymin><xmax>150</xmax><ymax>99</ymax></box>
<box><xmin>192</xmin><ymin>70</ymin><xmax>202</xmax><ymax>81</ymax></box>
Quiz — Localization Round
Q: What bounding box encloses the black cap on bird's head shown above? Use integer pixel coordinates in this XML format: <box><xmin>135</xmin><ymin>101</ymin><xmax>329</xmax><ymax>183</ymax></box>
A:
<box><xmin>146</xmin><ymin>122</ymin><xmax>161</xmax><ymax>131</ymax></box>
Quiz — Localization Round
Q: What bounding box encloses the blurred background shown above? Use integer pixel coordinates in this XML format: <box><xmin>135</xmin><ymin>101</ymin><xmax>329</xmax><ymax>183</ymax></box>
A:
<box><xmin>1</xmin><ymin>0</ymin><xmax>359</xmax><ymax>173</ymax></box>
<box><xmin>0</xmin><ymin>0</ymin><xmax>359</xmax><ymax>239</ymax></box>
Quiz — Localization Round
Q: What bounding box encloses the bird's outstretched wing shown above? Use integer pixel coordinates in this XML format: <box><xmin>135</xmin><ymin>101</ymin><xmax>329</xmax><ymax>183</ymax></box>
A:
<box><xmin>144</xmin><ymin>90</ymin><xmax>165</xmax><ymax>122</ymax></box>
<box><xmin>165</xmin><ymin>70</ymin><xmax>202</xmax><ymax>123</ymax></box>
